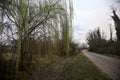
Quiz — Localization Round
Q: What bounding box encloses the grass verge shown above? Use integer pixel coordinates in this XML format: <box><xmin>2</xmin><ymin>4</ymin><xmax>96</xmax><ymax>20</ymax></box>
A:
<box><xmin>62</xmin><ymin>53</ymin><xmax>109</xmax><ymax>80</ymax></box>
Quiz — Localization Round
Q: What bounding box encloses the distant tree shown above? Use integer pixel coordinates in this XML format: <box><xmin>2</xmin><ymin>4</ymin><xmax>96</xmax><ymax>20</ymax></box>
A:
<box><xmin>109</xmin><ymin>24</ymin><xmax>113</xmax><ymax>42</ymax></box>
<box><xmin>80</xmin><ymin>43</ymin><xmax>88</xmax><ymax>49</ymax></box>
<box><xmin>87</xmin><ymin>28</ymin><xmax>106</xmax><ymax>51</ymax></box>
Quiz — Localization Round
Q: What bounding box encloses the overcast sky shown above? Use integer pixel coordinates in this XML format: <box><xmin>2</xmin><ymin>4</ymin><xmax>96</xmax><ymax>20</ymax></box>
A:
<box><xmin>72</xmin><ymin>0</ymin><xmax>117</xmax><ymax>44</ymax></box>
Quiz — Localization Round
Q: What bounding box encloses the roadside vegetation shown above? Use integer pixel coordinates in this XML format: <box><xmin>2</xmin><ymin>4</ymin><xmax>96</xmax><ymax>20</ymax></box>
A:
<box><xmin>9</xmin><ymin>52</ymin><xmax>109</xmax><ymax>80</ymax></box>
<box><xmin>61</xmin><ymin>53</ymin><xmax>109</xmax><ymax>80</ymax></box>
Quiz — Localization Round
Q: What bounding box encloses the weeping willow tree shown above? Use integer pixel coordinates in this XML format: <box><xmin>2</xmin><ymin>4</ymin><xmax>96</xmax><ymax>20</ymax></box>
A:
<box><xmin>0</xmin><ymin>0</ymin><xmax>73</xmax><ymax>79</ymax></box>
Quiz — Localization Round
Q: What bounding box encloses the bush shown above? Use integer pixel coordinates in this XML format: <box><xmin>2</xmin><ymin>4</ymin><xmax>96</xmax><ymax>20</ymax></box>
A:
<box><xmin>70</xmin><ymin>42</ymin><xmax>81</xmax><ymax>56</ymax></box>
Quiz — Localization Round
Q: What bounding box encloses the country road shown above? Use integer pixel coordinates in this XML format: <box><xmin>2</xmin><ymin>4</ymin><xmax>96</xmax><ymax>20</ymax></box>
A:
<box><xmin>83</xmin><ymin>50</ymin><xmax>120</xmax><ymax>80</ymax></box>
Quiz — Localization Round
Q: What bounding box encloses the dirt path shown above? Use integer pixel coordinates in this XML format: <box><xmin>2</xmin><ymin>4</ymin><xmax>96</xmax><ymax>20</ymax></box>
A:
<box><xmin>83</xmin><ymin>50</ymin><xmax>120</xmax><ymax>80</ymax></box>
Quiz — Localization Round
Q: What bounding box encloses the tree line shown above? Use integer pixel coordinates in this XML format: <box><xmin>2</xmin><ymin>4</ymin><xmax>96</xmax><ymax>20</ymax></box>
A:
<box><xmin>87</xmin><ymin>10</ymin><xmax>120</xmax><ymax>55</ymax></box>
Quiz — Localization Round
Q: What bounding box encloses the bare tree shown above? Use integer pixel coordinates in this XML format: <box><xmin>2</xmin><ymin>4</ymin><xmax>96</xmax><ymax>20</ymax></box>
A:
<box><xmin>109</xmin><ymin>24</ymin><xmax>113</xmax><ymax>41</ymax></box>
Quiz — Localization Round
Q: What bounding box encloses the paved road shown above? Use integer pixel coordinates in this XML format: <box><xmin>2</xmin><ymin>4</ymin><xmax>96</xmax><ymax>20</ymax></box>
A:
<box><xmin>83</xmin><ymin>50</ymin><xmax>120</xmax><ymax>80</ymax></box>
